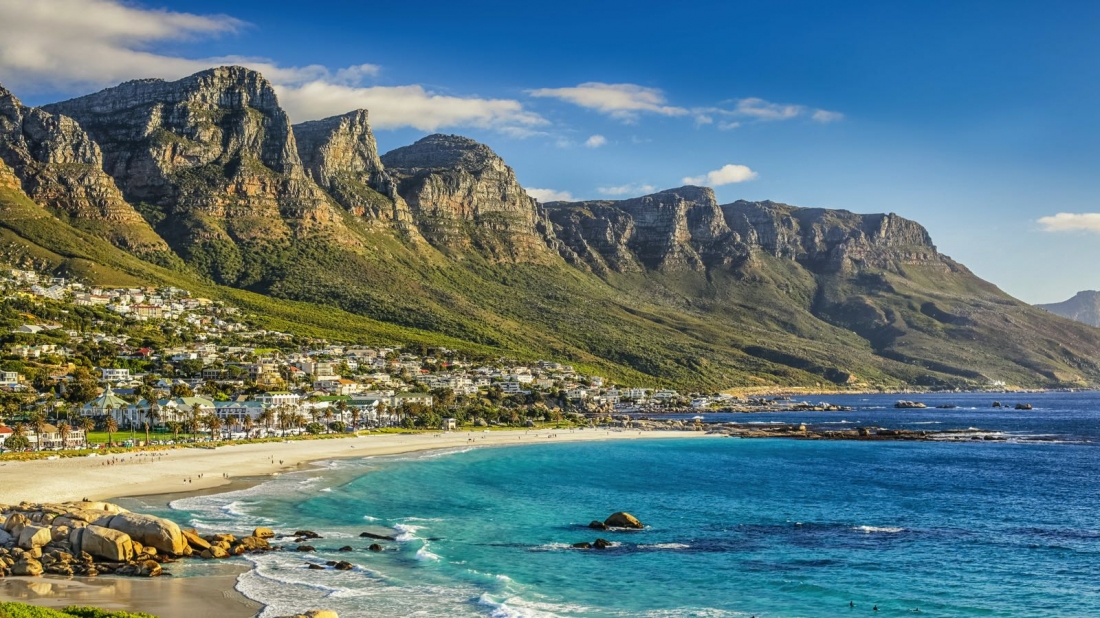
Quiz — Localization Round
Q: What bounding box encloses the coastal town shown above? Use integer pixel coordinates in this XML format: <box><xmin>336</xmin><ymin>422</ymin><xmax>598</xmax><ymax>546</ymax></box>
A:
<box><xmin>0</xmin><ymin>267</ymin><xmax>730</xmax><ymax>453</ymax></box>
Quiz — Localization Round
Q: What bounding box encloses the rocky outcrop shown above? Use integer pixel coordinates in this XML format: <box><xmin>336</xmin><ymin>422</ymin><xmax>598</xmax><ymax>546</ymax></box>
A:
<box><xmin>44</xmin><ymin>66</ymin><xmax>348</xmax><ymax>284</ymax></box>
<box><xmin>70</xmin><ymin>525</ymin><xmax>134</xmax><ymax>562</ymax></box>
<box><xmin>548</xmin><ymin>189</ymin><xmax>953</xmax><ymax>277</ymax></box>
<box><xmin>294</xmin><ymin>111</ymin><xmax>419</xmax><ymax>238</ymax></box>
<box><xmin>381</xmin><ymin>134</ymin><xmax>559</xmax><ymax>262</ymax></box>
<box><xmin>94</xmin><ymin>512</ymin><xmax>186</xmax><ymax>556</ymax></box>
<box><xmin>548</xmin><ymin>187</ymin><xmax>743</xmax><ymax>273</ymax></box>
<box><xmin>603</xmin><ymin>512</ymin><xmax>644</xmax><ymax>529</ymax></box>
<box><xmin>0</xmin><ymin>84</ymin><xmax>167</xmax><ymax>254</ymax></box>
<box><xmin>722</xmin><ymin>200</ymin><xmax>954</xmax><ymax>275</ymax></box>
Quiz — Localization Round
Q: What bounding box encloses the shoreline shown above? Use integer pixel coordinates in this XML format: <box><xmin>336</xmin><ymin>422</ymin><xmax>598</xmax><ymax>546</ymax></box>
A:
<box><xmin>0</xmin><ymin>428</ymin><xmax>710</xmax><ymax>506</ymax></box>
<box><xmin>1</xmin><ymin>429</ymin><xmax>711</xmax><ymax>618</ymax></box>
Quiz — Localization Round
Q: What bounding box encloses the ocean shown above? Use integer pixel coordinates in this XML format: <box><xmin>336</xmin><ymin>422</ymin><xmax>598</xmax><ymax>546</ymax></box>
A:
<box><xmin>133</xmin><ymin>392</ymin><xmax>1100</xmax><ymax>617</ymax></box>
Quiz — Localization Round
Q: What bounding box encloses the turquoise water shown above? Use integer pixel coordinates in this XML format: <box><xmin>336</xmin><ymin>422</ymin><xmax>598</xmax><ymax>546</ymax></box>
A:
<box><xmin>153</xmin><ymin>393</ymin><xmax>1100</xmax><ymax>617</ymax></box>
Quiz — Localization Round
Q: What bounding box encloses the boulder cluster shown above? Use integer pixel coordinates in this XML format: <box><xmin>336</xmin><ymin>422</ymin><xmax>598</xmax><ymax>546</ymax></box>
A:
<box><xmin>0</xmin><ymin>501</ymin><xmax>275</xmax><ymax>579</ymax></box>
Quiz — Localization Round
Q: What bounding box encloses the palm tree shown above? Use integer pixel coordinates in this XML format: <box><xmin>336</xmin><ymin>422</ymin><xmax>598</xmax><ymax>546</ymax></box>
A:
<box><xmin>350</xmin><ymin>408</ymin><xmax>361</xmax><ymax>432</ymax></box>
<box><xmin>186</xmin><ymin>415</ymin><xmax>200</xmax><ymax>442</ymax></box>
<box><xmin>242</xmin><ymin>414</ymin><xmax>255</xmax><ymax>438</ymax></box>
<box><xmin>104</xmin><ymin>416</ymin><xmax>118</xmax><ymax>448</ymax></box>
<box><xmin>29</xmin><ymin>411</ymin><xmax>46</xmax><ymax>451</ymax></box>
<box><xmin>57</xmin><ymin>421</ymin><xmax>72</xmax><ymax>450</ymax></box>
<box><xmin>259</xmin><ymin>408</ymin><xmax>274</xmax><ymax>435</ymax></box>
<box><xmin>190</xmin><ymin>403</ymin><xmax>203</xmax><ymax>440</ymax></box>
<box><xmin>323</xmin><ymin>408</ymin><xmax>335</xmax><ymax>432</ymax></box>
<box><xmin>206</xmin><ymin>414</ymin><xmax>223</xmax><ymax>441</ymax></box>
<box><xmin>79</xmin><ymin>416</ymin><xmax>95</xmax><ymax>448</ymax></box>
<box><xmin>166</xmin><ymin>420</ymin><xmax>182</xmax><ymax>443</ymax></box>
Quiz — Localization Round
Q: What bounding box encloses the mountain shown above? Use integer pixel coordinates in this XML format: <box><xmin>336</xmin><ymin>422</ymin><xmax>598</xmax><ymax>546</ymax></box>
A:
<box><xmin>1037</xmin><ymin>291</ymin><xmax>1100</xmax><ymax>328</ymax></box>
<box><xmin>0</xmin><ymin>65</ymin><xmax>1096</xmax><ymax>391</ymax></box>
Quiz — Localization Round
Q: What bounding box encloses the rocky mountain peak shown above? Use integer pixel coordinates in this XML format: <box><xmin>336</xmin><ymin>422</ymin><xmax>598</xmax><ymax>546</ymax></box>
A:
<box><xmin>380</xmin><ymin>134</ymin><xmax>557</xmax><ymax>262</ymax></box>
<box><xmin>0</xmin><ymin>82</ymin><xmax>167</xmax><ymax>253</ymax></box>
<box><xmin>380</xmin><ymin>134</ymin><xmax>502</xmax><ymax>173</ymax></box>
<box><xmin>42</xmin><ymin>67</ymin><xmax>347</xmax><ymax>286</ymax></box>
<box><xmin>293</xmin><ymin>110</ymin><xmax>420</xmax><ymax>235</ymax></box>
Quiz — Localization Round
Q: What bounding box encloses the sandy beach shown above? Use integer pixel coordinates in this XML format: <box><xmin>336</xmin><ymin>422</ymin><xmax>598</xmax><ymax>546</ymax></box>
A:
<box><xmin>0</xmin><ymin>429</ymin><xmax>707</xmax><ymax>617</ymax></box>
<box><xmin>0</xmin><ymin>429</ymin><xmax>706</xmax><ymax>505</ymax></box>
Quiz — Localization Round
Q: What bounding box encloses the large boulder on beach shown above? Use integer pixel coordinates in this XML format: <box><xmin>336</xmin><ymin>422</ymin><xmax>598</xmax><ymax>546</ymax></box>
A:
<box><xmin>94</xmin><ymin>513</ymin><xmax>186</xmax><ymax>556</ymax></box>
<box><xmin>254</xmin><ymin>527</ymin><xmax>275</xmax><ymax>539</ymax></box>
<box><xmin>182</xmin><ymin>528</ymin><xmax>211</xmax><ymax>551</ymax></box>
<box><xmin>3</xmin><ymin>513</ymin><xmax>28</xmax><ymax>534</ymax></box>
<box><xmin>70</xmin><ymin>525</ymin><xmax>134</xmax><ymax>562</ymax></box>
<box><xmin>0</xmin><ymin>527</ymin><xmax>12</xmax><ymax>546</ymax></box>
<box><xmin>603</xmin><ymin>512</ymin><xmax>643</xmax><ymax>529</ymax></box>
<box><xmin>12</xmin><ymin>557</ymin><xmax>43</xmax><ymax>576</ymax></box>
<box><xmin>16</xmin><ymin>525</ymin><xmax>51</xmax><ymax>549</ymax></box>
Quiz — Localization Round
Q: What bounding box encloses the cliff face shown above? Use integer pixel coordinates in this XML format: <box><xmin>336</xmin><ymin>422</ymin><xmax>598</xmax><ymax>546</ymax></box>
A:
<box><xmin>549</xmin><ymin>191</ymin><xmax>953</xmax><ymax>276</ymax></box>
<box><xmin>0</xmin><ymin>86</ymin><xmax>167</xmax><ymax>254</ymax></box>
<box><xmin>293</xmin><ymin>110</ymin><xmax>420</xmax><ymax>238</ymax></box>
<box><xmin>381</xmin><ymin>134</ymin><xmax>558</xmax><ymax>262</ymax></box>
<box><xmin>43</xmin><ymin>66</ymin><xmax>351</xmax><ymax>284</ymax></box>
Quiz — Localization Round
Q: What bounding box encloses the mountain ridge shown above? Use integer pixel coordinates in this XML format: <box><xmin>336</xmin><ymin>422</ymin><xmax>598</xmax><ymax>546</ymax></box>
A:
<box><xmin>1037</xmin><ymin>291</ymin><xmax>1100</xmax><ymax>328</ymax></box>
<box><xmin>0</xmin><ymin>65</ymin><xmax>1094</xmax><ymax>390</ymax></box>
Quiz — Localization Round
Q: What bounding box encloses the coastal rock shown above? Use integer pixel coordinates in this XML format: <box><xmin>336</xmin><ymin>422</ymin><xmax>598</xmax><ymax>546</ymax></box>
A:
<box><xmin>94</xmin><ymin>512</ymin><xmax>187</xmax><ymax>555</ymax></box>
<box><xmin>294</xmin><ymin>530</ymin><xmax>321</xmax><ymax>539</ymax></box>
<box><xmin>359</xmin><ymin>531</ymin><xmax>396</xmax><ymax>541</ymax></box>
<box><xmin>588</xmin><ymin>520</ymin><xmax>609</xmax><ymax>531</ymax></box>
<box><xmin>307</xmin><ymin>562</ymin><xmax>325</xmax><ymax>570</ymax></box>
<box><xmin>3</xmin><ymin>513</ymin><xmax>28</xmax><ymax>534</ymax></box>
<box><xmin>296</xmin><ymin>545</ymin><xmax>316</xmax><ymax>553</ymax></box>
<box><xmin>12</xmin><ymin>557</ymin><xmax>42</xmax><ymax>576</ymax></box>
<box><xmin>337</xmin><ymin>546</ymin><xmax>354</xmax><ymax>552</ymax></box>
<box><xmin>16</xmin><ymin>525</ymin><xmax>51</xmax><ymax>550</ymax></box>
<box><xmin>199</xmin><ymin>546</ymin><xmax>229</xmax><ymax>559</ymax></box>
<box><xmin>593</xmin><ymin>538</ymin><xmax>612</xmax><ymax>549</ymax></box>
<box><xmin>332</xmin><ymin>560</ymin><xmax>354</xmax><ymax>570</ymax></box>
<box><xmin>367</xmin><ymin>544</ymin><xmax>383</xmax><ymax>552</ymax></box>
<box><xmin>234</xmin><ymin>536</ymin><xmax>270</xmax><ymax>551</ymax></box>
<box><xmin>69</xmin><ymin>525</ymin><xmax>134</xmax><ymax>562</ymax></box>
<box><xmin>603</xmin><ymin>512</ymin><xmax>644</xmax><ymax>529</ymax></box>
<box><xmin>253</xmin><ymin>527</ymin><xmax>275</xmax><ymax>539</ymax></box>
<box><xmin>1015</xmin><ymin>403</ymin><xmax>1033</xmax><ymax>410</ymax></box>
<box><xmin>182</xmin><ymin>528</ymin><xmax>211</xmax><ymax>551</ymax></box>
<box><xmin>572</xmin><ymin>542</ymin><xmax>592</xmax><ymax>549</ymax></box>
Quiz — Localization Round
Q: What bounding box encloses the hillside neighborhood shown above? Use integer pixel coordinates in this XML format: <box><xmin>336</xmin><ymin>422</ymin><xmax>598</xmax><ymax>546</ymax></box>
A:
<box><xmin>0</xmin><ymin>268</ymin><xmax>715</xmax><ymax>452</ymax></box>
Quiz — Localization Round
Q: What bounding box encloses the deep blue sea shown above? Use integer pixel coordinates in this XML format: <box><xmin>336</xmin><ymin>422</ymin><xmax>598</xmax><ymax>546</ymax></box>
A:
<box><xmin>138</xmin><ymin>392</ymin><xmax>1100</xmax><ymax>617</ymax></box>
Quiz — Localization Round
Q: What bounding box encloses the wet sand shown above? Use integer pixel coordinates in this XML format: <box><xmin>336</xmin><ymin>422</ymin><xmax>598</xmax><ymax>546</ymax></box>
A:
<box><xmin>0</xmin><ymin>567</ymin><xmax>259</xmax><ymax>618</ymax></box>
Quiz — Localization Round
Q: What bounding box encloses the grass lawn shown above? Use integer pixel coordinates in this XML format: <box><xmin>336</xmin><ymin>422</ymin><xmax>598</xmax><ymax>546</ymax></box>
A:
<box><xmin>0</xmin><ymin>602</ymin><xmax>155</xmax><ymax>618</ymax></box>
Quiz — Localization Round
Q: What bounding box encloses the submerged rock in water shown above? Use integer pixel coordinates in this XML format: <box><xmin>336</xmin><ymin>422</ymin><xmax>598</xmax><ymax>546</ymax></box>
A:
<box><xmin>604</xmin><ymin>512</ymin><xmax>644</xmax><ymax>529</ymax></box>
<box><xmin>572</xmin><ymin>542</ymin><xmax>592</xmax><ymax>549</ymax></box>
<box><xmin>588</xmin><ymin>520</ymin><xmax>609</xmax><ymax>530</ymax></box>
<box><xmin>359</xmin><ymin>531</ymin><xmax>396</xmax><ymax>540</ymax></box>
<box><xmin>368</xmin><ymin>544</ymin><xmax>383</xmax><ymax>552</ymax></box>
<box><xmin>593</xmin><ymin>538</ymin><xmax>612</xmax><ymax>549</ymax></box>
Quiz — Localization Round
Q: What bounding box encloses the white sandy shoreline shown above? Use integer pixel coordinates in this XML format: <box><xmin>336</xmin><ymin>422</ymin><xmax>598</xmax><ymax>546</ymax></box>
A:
<box><xmin>0</xmin><ymin>429</ymin><xmax>710</xmax><ymax>506</ymax></box>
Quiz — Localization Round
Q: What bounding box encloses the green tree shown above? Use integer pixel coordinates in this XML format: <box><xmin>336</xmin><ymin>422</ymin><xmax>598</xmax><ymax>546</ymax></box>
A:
<box><xmin>104</xmin><ymin>415</ymin><xmax>118</xmax><ymax>447</ymax></box>
<box><xmin>29</xmin><ymin>410</ymin><xmax>46</xmax><ymax>452</ymax></box>
<box><xmin>57</xmin><ymin>421</ymin><xmax>71</xmax><ymax>449</ymax></box>
<box><xmin>171</xmin><ymin>383</ymin><xmax>194</xmax><ymax>398</ymax></box>
<box><xmin>79</xmin><ymin>416</ymin><xmax>95</xmax><ymax>448</ymax></box>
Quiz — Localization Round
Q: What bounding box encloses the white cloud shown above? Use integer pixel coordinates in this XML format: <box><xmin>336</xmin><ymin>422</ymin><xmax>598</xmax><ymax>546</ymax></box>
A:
<box><xmin>699</xmin><ymin>98</ymin><xmax>843</xmax><ymax>125</ymax></box>
<box><xmin>682</xmin><ymin>164</ymin><xmax>758</xmax><ymax>187</ymax></box>
<box><xmin>584</xmin><ymin>134</ymin><xmax>607</xmax><ymax>148</ymax></box>
<box><xmin>812</xmin><ymin>109</ymin><xmax>844</xmax><ymax>123</ymax></box>
<box><xmin>1037</xmin><ymin>213</ymin><xmax>1100</xmax><ymax>233</ymax></box>
<box><xmin>0</xmin><ymin>0</ymin><xmax>545</xmax><ymax>132</ymax></box>
<box><xmin>528</xmin><ymin>82</ymin><xmax>688</xmax><ymax>121</ymax></box>
<box><xmin>274</xmin><ymin>81</ymin><xmax>546</xmax><ymax>131</ymax></box>
<box><xmin>597</xmin><ymin>183</ymin><xmax>656</xmax><ymax>197</ymax></box>
<box><xmin>526</xmin><ymin>188</ymin><xmax>575</xmax><ymax>202</ymax></box>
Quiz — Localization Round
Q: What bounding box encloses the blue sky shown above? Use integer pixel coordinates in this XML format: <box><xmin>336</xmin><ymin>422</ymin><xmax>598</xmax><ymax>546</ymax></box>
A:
<box><xmin>1</xmin><ymin>0</ymin><xmax>1097</xmax><ymax>302</ymax></box>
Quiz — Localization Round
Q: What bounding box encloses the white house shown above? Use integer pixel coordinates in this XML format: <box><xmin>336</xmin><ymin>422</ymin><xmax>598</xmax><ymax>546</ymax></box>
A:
<box><xmin>254</xmin><ymin>391</ymin><xmax>300</xmax><ymax>407</ymax></box>
<box><xmin>100</xmin><ymin>368</ymin><xmax>131</xmax><ymax>382</ymax></box>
